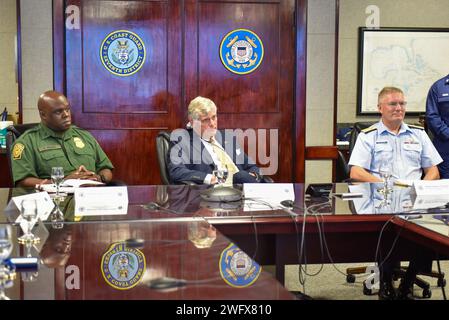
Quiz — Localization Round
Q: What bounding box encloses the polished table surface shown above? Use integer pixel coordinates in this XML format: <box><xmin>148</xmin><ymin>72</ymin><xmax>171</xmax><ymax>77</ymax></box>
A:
<box><xmin>2</xmin><ymin>183</ymin><xmax>449</xmax><ymax>299</ymax></box>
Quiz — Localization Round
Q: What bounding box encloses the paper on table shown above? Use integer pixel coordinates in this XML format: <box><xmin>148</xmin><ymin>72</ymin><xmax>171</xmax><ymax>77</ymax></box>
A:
<box><xmin>36</xmin><ymin>179</ymin><xmax>104</xmax><ymax>193</ymax></box>
<box><xmin>62</xmin><ymin>179</ymin><xmax>104</xmax><ymax>187</ymax></box>
<box><xmin>243</xmin><ymin>183</ymin><xmax>295</xmax><ymax>211</ymax></box>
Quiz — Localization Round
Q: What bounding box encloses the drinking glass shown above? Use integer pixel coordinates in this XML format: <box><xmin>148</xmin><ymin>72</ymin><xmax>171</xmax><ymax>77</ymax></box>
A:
<box><xmin>0</xmin><ymin>225</ymin><xmax>12</xmax><ymax>264</ymax></box>
<box><xmin>18</xmin><ymin>199</ymin><xmax>40</xmax><ymax>244</ymax></box>
<box><xmin>51</xmin><ymin>167</ymin><xmax>65</xmax><ymax>200</ymax></box>
<box><xmin>212</xmin><ymin>168</ymin><xmax>228</xmax><ymax>185</ymax></box>
<box><xmin>21</xmin><ymin>242</ymin><xmax>39</xmax><ymax>282</ymax></box>
<box><xmin>0</xmin><ymin>225</ymin><xmax>14</xmax><ymax>300</ymax></box>
<box><xmin>378</xmin><ymin>156</ymin><xmax>393</xmax><ymax>195</ymax></box>
<box><xmin>51</xmin><ymin>204</ymin><xmax>64</xmax><ymax>229</ymax></box>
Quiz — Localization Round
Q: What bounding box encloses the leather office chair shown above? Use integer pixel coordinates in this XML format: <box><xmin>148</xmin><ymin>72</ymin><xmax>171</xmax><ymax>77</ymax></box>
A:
<box><xmin>336</xmin><ymin>122</ymin><xmax>376</xmax><ymax>182</ymax></box>
<box><xmin>156</xmin><ymin>131</ymin><xmax>171</xmax><ymax>185</ymax></box>
<box><xmin>344</xmin><ymin>122</ymin><xmax>445</xmax><ymax>298</ymax></box>
<box><xmin>6</xmin><ymin>123</ymin><xmax>39</xmax><ymax>187</ymax></box>
<box><xmin>156</xmin><ymin>130</ymin><xmax>274</xmax><ymax>185</ymax></box>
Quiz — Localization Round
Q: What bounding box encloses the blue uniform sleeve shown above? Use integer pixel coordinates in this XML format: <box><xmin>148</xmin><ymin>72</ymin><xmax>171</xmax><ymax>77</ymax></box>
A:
<box><xmin>348</xmin><ymin>133</ymin><xmax>373</xmax><ymax>170</ymax></box>
<box><xmin>426</xmin><ymin>84</ymin><xmax>449</xmax><ymax>141</ymax></box>
<box><xmin>418</xmin><ymin>130</ymin><xmax>443</xmax><ymax>168</ymax></box>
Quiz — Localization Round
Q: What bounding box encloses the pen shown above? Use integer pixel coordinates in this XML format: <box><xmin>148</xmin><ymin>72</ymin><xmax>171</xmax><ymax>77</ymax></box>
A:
<box><xmin>368</xmin><ymin>170</ymin><xmax>399</xmax><ymax>179</ymax></box>
<box><xmin>393</xmin><ymin>181</ymin><xmax>412</xmax><ymax>187</ymax></box>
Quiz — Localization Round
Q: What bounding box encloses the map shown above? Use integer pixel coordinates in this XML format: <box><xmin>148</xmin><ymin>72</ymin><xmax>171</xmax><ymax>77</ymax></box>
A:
<box><xmin>359</xmin><ymin>30</ymin><xmax>449</xmax><ymax>114</ymax></box>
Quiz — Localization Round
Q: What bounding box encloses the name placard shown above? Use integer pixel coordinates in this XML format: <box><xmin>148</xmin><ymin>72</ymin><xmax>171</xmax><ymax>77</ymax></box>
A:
<box><xmin>5</xmin><ymin>192</ymin><xmax>54</xmax><ymax>231</ymax></box>
<box><xmin>74</xmin><ymin>186</ymin><xmax>128</xmax><ymax>216</ymax></box>
<box><xmin>413</xmin><ymin>179</ymin><xmax>449</xmax><ymax>196</ymax></box>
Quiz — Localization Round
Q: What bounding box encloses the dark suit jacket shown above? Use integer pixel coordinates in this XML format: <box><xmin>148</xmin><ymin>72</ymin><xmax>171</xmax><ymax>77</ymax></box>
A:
<box><xmin>167</xmin><ymin>128</ymin><xmax>259</xmax><ymax>184</ymax></box>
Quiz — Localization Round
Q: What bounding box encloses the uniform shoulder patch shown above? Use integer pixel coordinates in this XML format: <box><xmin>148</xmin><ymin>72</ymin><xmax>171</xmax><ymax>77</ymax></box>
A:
<box><xmin>12</xmin><ymin>143</ymin><xmax>25</xmax><ymax>160</ymax></box>
<box><xmin>361</xmin><ymin>125</ymin><xmax>377</xmax><ymax>134</ymax></box>
<box><xmin>408</xmin><ymin>124</ymin><xmax>425</xmax><ymax>130</ymax></box>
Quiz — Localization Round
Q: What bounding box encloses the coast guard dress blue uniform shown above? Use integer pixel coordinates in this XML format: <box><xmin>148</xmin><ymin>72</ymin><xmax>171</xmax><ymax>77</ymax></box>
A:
<box><xmin>349</xmin><ymin>120</ymin><xmax>442</xmax><ymax>180</ymax></box>
<box><xmin>426</xmin><ymin>74</ymin><xmax>449</xmax><ymax>178</ymax></box>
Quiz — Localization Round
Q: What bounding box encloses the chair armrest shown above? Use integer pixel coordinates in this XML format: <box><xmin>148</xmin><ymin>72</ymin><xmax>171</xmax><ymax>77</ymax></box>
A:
<box><xmin>261</xmin><ymin>176</ymin><xmax>274</xmax><ymax>183</ymax></box>
<box><xmin>178</xmin><ymin>180</ymin><xmax>199</xmax><ymax>186</ymax></box>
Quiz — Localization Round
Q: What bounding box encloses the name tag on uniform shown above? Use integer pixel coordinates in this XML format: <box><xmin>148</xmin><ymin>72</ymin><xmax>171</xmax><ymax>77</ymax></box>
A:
<box><xmin>403</xmin><ymin>140</ymin><xmax>419</xmax><ymax>145</ymax></box>
<box><xmin>38</xmin><ymin>144</ymin><xmax>62</xmax><ymax>152</ymax></box>
<box><xmin>375</xmin><ymin>141</ymin><xmax>388</xmax><ymax>144</ymax></box>
<box><xmin>442</xmin><ymin>93</ymin><xmax>449</xmax><ymax>97</ymax></box>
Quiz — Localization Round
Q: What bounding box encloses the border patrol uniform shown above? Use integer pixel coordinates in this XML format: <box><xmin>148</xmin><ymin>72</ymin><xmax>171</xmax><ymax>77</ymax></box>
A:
<box><xmin>348</xmin><ymin>120</ymin><xmax>442</xmax><ymax>181</ymax></box>
<box><xmin>11</xmin><ymin>123</ymin><xmax>114</xmax><ymax>185</ymax></box>
<box><xmin>426</xmin><ymin>74</ymin><xmax>449</xmax><ymax>178</ymax></box>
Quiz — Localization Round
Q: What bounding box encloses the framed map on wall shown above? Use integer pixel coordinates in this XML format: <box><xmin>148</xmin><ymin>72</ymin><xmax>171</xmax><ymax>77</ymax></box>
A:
<box><xmin>357</xmin><ymin>27</ymin><xmax>449</xmax><ymax>115</ymax></box>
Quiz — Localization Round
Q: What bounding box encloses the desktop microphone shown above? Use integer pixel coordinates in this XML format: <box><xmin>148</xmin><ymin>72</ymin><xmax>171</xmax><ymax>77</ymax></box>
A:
<box><xmin>200</xmin><ymin>186</ymin><xmax>242</xmax><ymax>202</ymax></box>
<box><xmin>143</xmin><ymin>202</ymin><xmax>180</xmax><ymax>214</ymax></box>
<box><xmin>146</xmin><ymin>277</ymin><xmax>187</xmax><ymax>292</ymax></box>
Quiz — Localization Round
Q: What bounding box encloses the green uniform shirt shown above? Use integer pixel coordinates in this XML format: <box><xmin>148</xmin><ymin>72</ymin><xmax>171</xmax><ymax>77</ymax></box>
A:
<box><xmin>11</xmin><ymin>123</ymin><xmax>114</xmax><ymax>185</ymax></box>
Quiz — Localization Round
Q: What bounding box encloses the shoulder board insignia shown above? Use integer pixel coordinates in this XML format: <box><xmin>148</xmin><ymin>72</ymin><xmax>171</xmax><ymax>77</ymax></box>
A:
<box><xmin>361</xmin><ymin>126</ymin><xmax>377</xmax><ymax>134</ymax></box>
<box><xmin>408</xmin><ymin>124</ymin><xmax>424</xmax><ymax>130</ymax></box>
<box><xmin>12</xmin><ymin>143</ymin><xmax>25</xmax><ymax>160</ymax></box>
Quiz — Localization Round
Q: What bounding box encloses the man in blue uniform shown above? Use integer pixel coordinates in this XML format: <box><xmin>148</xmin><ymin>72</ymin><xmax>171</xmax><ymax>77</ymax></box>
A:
<box><xmin>426</xmin><ymin>74</ymin><xmax>449</xmax><ymax>178</ymax></box>
<box><xmin>349</xmin><ymin>86</ymin><xmax>442</xmax><ymax>300</ymax></box>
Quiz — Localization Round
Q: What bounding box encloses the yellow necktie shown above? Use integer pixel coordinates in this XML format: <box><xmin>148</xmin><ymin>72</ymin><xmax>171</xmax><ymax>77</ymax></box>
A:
<box><xmin>209</xmin><ymin>138</ymin><xmax>239</xmax><ymax>177</ymax></box>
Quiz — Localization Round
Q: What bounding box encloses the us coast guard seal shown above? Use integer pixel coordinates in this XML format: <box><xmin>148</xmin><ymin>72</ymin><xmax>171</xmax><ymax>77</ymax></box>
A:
<box><xmin>219</xmin><ymin>243</ymin><xmax>261</xmax><ymax>288</ymax></box>
<box><xmin>101</xmin><ymin>242</ymin><xmax>146</xmax><ymax>290</ymax></box>
<box><xmin>100</xmin><ymin>30</ymin><xmax>146</xmax><ymax>76</ymax></box>
<box><xmin>219</xmin><ymin>29</ymin><xmax>264</xmax><ymax>75</ymax></box>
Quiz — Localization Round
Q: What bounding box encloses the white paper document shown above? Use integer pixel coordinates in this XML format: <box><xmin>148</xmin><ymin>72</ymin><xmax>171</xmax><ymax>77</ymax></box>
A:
<box><xmin>5</xmin><ymin>192</ymin><xmax>55</xmax><ymax>230</ymax></box>
<box><xmin>74</xmin><ymin>186</ymin><xmax>128</xmax><ymax>216</ymax></box>
<box><xmin>36</xmin><ymin>179</ymin><xmax>104</xmax><ymax>194</ymax></box>
<box><xmin>243</xmin><ymin>183</ymin><xmax>295</xmax><ymax>211</ymax></box>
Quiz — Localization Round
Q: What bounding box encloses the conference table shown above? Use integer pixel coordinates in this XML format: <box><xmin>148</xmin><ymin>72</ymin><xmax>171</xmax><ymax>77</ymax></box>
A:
<box><xmin>1</xmin><ymin>183</ymin><xmax>449</xmax><ymax>300</ymax></box>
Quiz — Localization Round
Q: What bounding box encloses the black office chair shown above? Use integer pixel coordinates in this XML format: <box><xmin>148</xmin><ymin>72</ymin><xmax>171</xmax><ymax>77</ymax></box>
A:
<box><xmin>343</xmin><ymin>122</ymin><xmax>445</xmax><ymax>297</ymax></box>
<box><xmin>5</xmin><ymin>123</ymin><xmax>39</xmax><ymax>187</ymax></box>
<box><xmin>336</xmin><ymin>122</ymin><xmax>376</xmax><ymax>182</ymax></box>
<box><xmin>156</xmin><ymin>130</ymin><xmax>274</xmax><ymax>185</ymax></box>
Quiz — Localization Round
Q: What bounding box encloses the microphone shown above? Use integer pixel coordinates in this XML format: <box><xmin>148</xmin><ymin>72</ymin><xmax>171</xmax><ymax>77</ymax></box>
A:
<box><xmin>200</xmin><ymin>186</ymin><xmax>242</xmax><ymax>202</ymax></box>
<box><xmin>146</xmin><ymin>277</ymin><xmax>187</xmax><ymax>292</ymax></box>
<box><xmin>142</xmin><ymin>202</ymin><xmax>180</xmax><ymax>214</ymax></box>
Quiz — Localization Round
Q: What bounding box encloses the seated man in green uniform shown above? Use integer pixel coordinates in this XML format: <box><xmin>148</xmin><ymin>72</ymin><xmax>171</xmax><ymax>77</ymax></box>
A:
<box><xmin>11</xmin><ymin>91</ymin><xmax>114</xmax><ymax>187</ymax></box>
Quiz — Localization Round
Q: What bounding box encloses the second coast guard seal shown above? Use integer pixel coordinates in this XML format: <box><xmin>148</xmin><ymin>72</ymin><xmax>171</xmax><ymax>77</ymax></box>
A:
<box><xmin>219</xmin><ymin>243</ymin><xmax>261</xmax><ymax>288</ymax></box>
<box><xmin>101</xmin><ymin>242</ymin><xmax>146</xmax><ymax>290</ymax></box>
<box><xmin>219</xmin><ymin>29</ymin><xmax>264</xmax><ymax>75</ymax></box>
<box><xmin>100</xmin><ymin>30</ymin><xmax>146</xmax><ymax>77</ymax></box>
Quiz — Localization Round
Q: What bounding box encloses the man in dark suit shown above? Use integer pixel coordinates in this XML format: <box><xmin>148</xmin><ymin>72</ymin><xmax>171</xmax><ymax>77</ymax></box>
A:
<box><xmin>167</xmin><ymin>96</ymin><xmax>262</xmax><ymax>185</ymax></box>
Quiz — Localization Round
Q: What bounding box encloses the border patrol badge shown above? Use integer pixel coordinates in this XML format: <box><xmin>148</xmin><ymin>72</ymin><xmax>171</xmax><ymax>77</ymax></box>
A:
<box><xmin>101</xmin><ymin>242</ymin><xmax>146</xmax><ymax>290</ymax></box>
<box><xmin>12</xmin><ymin>143</ymin><xmax>25</xmax><ymax>160</ymax></box>
<box><xmin>219</xmin><ymin>29</ymin><xmax>264</xmax><ymax>75</ymax></box>
<box><xmin>219</xmin><ymin>243</ymin><xmax>261</xmax><ymax>288</ymax></box>
<box><xmin>73</xmin><ymin>137</ymin><xmax>85</xmax><ymax>149</ymax></box>
<box><xmin>100</xmin><ymin>30</ymin><xmax>146</xmax><ymax>77</ymax></box>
